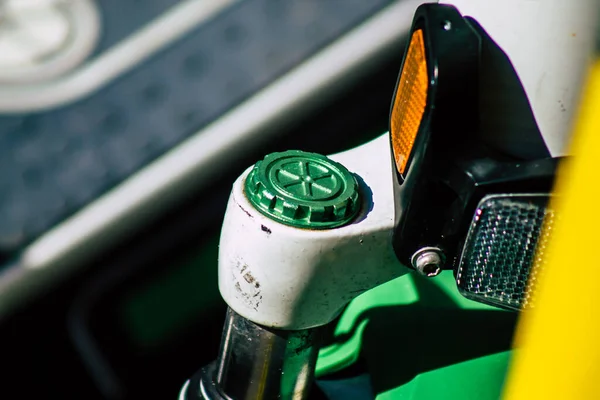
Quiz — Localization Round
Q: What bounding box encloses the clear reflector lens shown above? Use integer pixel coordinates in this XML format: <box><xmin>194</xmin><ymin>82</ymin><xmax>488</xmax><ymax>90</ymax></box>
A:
<box><xmin>456</xmin><ymin>194</ymin><xmax>555</xmax><ymax>310</ymax></box>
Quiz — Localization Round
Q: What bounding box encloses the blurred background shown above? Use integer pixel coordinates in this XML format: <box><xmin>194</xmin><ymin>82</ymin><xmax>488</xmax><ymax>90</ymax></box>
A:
<box><xmin>0</xmin><ymin>0</ymin><xmax>424</xmax><ymax>398</ymax></box>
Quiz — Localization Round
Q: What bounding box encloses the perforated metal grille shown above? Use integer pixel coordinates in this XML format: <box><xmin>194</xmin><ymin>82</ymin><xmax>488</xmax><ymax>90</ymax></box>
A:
<box><xmin>456</xmin><ymin>194</ymin><xmax>555</xmax><ymax>310</ymax></box>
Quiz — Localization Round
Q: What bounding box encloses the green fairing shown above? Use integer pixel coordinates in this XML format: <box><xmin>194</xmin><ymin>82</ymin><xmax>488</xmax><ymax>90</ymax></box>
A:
<box><xmin>316</xmin><ymin>271</ymin><xmax>516</xmax><ymax>399</ymax></box>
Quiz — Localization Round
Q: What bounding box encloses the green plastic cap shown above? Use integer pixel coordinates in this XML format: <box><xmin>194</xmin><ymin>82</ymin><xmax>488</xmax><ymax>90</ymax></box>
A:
<box><xmin>244</xmin><ymin>150</ymin><xmax>361</xmax><ymax>229</ymax></box>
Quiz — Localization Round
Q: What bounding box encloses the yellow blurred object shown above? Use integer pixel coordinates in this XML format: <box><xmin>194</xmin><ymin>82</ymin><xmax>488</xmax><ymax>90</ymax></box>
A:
<box><xmin>503</xmin><ymin>60</ymin><xmax>600</xmax><ymax>399</ymax></box>
<box><xmin>391</xmin><ymin>29</ymin><xmax>428</xmax><ymax>175</ymax></box>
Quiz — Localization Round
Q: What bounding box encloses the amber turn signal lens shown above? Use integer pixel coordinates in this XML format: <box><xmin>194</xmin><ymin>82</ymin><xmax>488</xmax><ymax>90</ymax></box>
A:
<box><xmin>391</xmin><ymin>29</ymin><xmax>428</xmax><ymax>175</ymax></box>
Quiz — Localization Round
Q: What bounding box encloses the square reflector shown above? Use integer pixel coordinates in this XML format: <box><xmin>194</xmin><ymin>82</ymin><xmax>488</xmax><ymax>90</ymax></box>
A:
<box><xmin>456</xmin><ymin>194</ymin><xmax>555</xmax><ymax>310</ymax></box>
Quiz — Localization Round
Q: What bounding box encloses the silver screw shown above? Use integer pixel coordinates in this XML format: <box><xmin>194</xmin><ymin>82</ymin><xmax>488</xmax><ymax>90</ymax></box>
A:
<box><xmin>411</xmin><ymin>247</ymin><xmax>444</xmax><ymax>277</ymax></box>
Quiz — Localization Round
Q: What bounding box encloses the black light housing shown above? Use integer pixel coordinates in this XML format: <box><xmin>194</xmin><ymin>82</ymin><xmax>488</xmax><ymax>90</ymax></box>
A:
<box><xmin>389</xmin><ymin>4</ymin><xmax>560</xmax><ymax>311</ymax></box>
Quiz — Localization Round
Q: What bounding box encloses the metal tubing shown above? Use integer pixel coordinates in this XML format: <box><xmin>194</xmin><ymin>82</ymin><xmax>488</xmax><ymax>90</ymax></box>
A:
<box><xmin>217</xmin><ymin>308</ymin><xmax>321</xmax><ymax>399</ymax></box>
<box><xmin>184</xmin><ymin>307</ymin><xmax>322</xmax><ymax>400</ymax></box>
